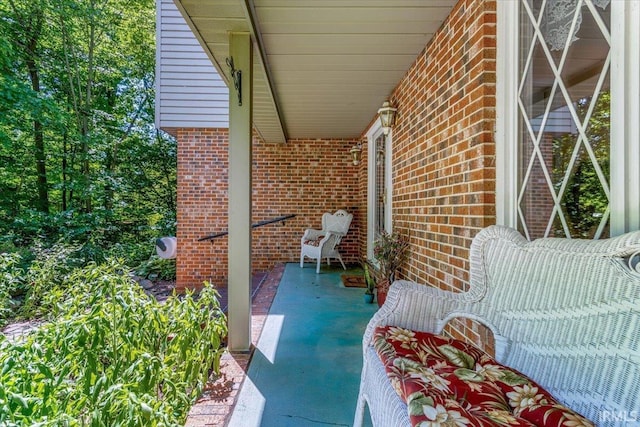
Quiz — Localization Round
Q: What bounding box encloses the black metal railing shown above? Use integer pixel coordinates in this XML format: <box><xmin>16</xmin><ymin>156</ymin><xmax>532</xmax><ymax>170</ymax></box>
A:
<box><xmin>197</xmin><ymin>214</ymin><xmax>296</xmax><ymax>242</ymax></box>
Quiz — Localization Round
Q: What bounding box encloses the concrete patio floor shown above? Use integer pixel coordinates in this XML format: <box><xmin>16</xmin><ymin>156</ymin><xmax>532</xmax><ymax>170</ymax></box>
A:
<box><xmin>185</xmin><ymin>262</ymin><xmax>376</xmax><ymax>426</ymax></box>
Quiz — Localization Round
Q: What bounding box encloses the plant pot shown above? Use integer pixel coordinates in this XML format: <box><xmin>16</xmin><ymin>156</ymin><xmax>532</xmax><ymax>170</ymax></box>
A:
<box><xmin>376</xmin><ymin>289</ymin><xmax>387</xmax><ymax>307</ymax></box>
<box><xmin>376</xmin><ymin>279</ymin><xmax>390</xmax><ymax>307</ymax></box>
<box><xmin>364</xmin><ymin>293</ymin><xmax>374</xmax><ymax>304</ymax></box>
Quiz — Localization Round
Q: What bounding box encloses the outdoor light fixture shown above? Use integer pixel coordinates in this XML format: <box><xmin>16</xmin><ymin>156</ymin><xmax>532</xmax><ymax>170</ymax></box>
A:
<box><xmin>378</xmin><ymin>101</ymin><xmax>397</xmax><ymax>135</ymax></box>
<box><xmin>350</xmin><ymin>143</ymin><xmax>362</xmax><ymax>166</ymax></box>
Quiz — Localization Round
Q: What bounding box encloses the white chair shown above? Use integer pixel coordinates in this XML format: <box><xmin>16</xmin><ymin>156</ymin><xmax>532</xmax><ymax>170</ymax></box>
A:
<box><xmin>300</xmin><ymin>210</ymin><xmax>353</xmax><ymax>273</ymax></box>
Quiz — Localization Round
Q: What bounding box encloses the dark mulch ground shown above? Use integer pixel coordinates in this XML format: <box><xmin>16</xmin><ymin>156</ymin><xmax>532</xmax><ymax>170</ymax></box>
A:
<box><xmin>134</xmin><ymin>276</ymin><xmax>177</xmax><ymax>302</ymax></box>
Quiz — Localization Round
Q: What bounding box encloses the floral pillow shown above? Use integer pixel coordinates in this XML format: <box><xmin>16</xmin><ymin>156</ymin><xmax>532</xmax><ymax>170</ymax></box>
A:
<box><xmin>373</xmin><ymin>326</ymin><xmax>594</xmax><ymax>427</ymax></box>
<box><xmin>303</xmin><ymin>237</ymin><xmax>323</xmax><ymax>246</ymax></box>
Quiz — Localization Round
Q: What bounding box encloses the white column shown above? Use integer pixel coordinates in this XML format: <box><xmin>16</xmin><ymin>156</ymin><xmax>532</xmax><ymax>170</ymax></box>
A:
<box><xmin>610</xmin><ymin>0</ymin><xmax>640</xmax><ymax>235</ymax></box>
<box><xmin>228</xmin><ymin>32</ymin><xmax>253</xmax><ymax>352</ymax></box>
<box><xmin>495</xmin><ymin>0</ymin><xmax>519</xmax><ymax>229</ymax></box>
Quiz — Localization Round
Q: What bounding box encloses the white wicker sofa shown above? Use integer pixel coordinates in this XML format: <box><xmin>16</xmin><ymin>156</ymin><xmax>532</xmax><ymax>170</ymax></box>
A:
<box><xmin>354</xmin><ymin>225</ymin><xmax>640</xmax><ymax>427</ymax></box>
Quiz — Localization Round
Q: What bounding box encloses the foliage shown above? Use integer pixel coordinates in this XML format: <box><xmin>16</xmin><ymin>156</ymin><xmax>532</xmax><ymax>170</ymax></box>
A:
<box><xmin>135</xmin><ymin>256</ymin><xmax>177</xmax><ymax>281</ymax></box>
<box><xmin>361</xmin><ymin>260</ymin><xmax>375</xmax><ymax>295</ymax></box>
<box><xmin>0</xmin><ymin>260</ymin><xmax>227</xmax><ymax>426</ymax></box>
<box><xmin>103</xmin><ymin>241</ymin><xmax>156</xmax><ymax>268</ymax></box>
<box><xmin>0</xmin><ymin>253</ymin><xmax>27</xmax><ymax>327</ymax></box>
<box><xmin>0</xmin><ymin>3</ymin><xmax>203</xmax><ymax>422</ymax></box>
<box><xmin>552</xmin><ymin>92</ymin><xmax>610</xmax><ymax>238</ymax></box>
<box><xmin>372</xmin><ymin>231</ymin><xmax>410</xmax><ymax>292</ymax></box>
<box><xmin>0</xmin><ymin>240</ymin><xmax>159</xmax><ymax>325</ymax></box>
<box><xmin>17</xmin><ymin>244</ymin><xmax>79</xmax><ymax>320</ymax></box>
<box><xmin>0</xmin><ymin>0</ymin><xmax>176</xmax><ymax>254</ymax></box>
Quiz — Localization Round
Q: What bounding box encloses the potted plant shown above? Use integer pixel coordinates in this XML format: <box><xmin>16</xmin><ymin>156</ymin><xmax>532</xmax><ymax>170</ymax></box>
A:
<box><xmin>362</xmin><ymin>261</ymin><xmax>375</xmax><ymax>304</ymax></box>
<box><xmin>372</xmin><ymin>231</ymin><xmax>410</xmax><ymax>306</ymax></box>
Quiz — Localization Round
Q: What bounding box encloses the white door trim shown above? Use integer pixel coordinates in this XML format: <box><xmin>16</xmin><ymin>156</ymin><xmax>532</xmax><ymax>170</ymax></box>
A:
<box><xmin>366</xmin><ymin>118</ymin><xmax>393</xmax><ymax>259</ymax></box>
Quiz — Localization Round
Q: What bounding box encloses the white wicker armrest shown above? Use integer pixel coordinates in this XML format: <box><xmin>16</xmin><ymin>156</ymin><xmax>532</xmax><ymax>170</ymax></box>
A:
<box><xmin>315</xmin><ymin>233</ymin><xmax>334</xmax><ymax>250</ymax></box>
<box><xmin>301</xmin><ymin>228</ymin><xmax>324</xmax><ymax>242</ymax></box>
<box><xmin>361</xmin><ymin>280</ymin><xmax>467</xmax><ymax>351</ymax></box>
<box><xmin>355</xmin><ymin>281</ymin><xmax>468</xmax><ymax>427</ymax></box>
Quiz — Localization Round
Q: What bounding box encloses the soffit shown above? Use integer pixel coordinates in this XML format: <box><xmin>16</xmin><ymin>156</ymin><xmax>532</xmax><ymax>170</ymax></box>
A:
<box><xmin>175</xmin><ymin>0</ymin><xmax>457</xmax><ymax>141</ymax></box>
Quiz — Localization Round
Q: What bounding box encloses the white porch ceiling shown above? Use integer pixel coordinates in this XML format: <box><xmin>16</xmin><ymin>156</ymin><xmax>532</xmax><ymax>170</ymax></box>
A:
<box><xmin>174</xmin><ymin>0</ymin><xmax>457</xmax><ymax>142</ymax></box>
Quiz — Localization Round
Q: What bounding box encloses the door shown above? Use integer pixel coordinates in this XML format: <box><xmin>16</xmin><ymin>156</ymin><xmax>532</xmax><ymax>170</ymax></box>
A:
<box><xmin>367</xmin><ymin>123</ymin><xmax>392</xmax><ymax>258</ymax></box>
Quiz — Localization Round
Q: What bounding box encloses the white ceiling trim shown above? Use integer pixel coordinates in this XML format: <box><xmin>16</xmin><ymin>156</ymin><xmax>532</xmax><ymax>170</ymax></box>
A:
<box><xmin>175</xmin><ymin>0</ymin><xmax>287</xmax><ymax>143</ymax></box>
<box><xmin>174</xmin><ymin>0</ymin><xmax>457</xmax><ymax>141</ymax></box>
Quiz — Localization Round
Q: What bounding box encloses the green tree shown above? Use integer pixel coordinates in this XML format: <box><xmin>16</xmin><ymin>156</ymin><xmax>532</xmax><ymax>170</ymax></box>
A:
<box><xmin>0</xmin><ymin>0</ymin><xmax>176</xmax><ymax>250</ymax></box>
<box><xmin>552</xmin><ymin>92</ymin><xmax>610</xmax><ymax>238</ymax></box>
<box><xmin>3</xmin><ymin>0</ymin><xmax>52</xmax><ymax>214</ymax></box>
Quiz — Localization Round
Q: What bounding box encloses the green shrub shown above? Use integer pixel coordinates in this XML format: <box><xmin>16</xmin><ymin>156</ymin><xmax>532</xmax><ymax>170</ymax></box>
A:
<box><xmin>134</xmin><ymin>256</ymin><xmax>176</xmax><ymax>281</ymax></box>
<box><xmin>0</xmin><ymin>237</ymin><xmax>34</xmax><ymax>269</ymax></box>
<box><xmin>1</xmin><ymin>238</ymin><xmax>166</xmax><ymax>323</ymax></box>
<box><xmin>105</xmin><ymin>241</ymin><xmax>156</xmax><ymax>267</ymax></box>
<box><xmin>0</xmin><ymin>253</ymin><xmax>26</xmax><ymax>327</ymax></box>
<box><xmin>18</xmin><ymin>244</ymin><xmax>83</xmax><ymax>320</ymax></box>
<box><xmin>0</xmin><ymin>260</ymin><xmax>227</xmax><ymax>426</ymax></box>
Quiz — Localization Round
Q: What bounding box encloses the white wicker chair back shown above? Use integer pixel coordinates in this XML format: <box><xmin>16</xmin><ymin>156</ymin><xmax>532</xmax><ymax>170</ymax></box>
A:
<box><xmin>464</xmin><ymin>226</ymin><xmax>640</xmax><ymax>422</ymax></box>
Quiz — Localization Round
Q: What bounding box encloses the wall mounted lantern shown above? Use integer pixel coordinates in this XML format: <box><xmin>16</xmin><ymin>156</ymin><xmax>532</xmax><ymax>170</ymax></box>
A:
<box><xmin>350</xmin><ymin>143</ymin><xmax>362</xmax><ymax>166</ymax></box>
<box><xmin>378</xmin><ymin>101</ymin><xmax>397</xmax><ymax>135</ymax></box>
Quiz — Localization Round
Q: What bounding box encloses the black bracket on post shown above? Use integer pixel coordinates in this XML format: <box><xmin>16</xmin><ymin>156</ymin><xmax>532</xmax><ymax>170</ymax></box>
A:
<box><xmin>226</xmin><ymin>56</ymin><xmax>242</xmax><ymax>106</ymax></box>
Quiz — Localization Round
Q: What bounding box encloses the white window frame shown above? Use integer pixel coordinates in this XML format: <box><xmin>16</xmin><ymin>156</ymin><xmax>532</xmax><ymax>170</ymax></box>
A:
<box><xmin>495</xmin><ymin>0</ymin><xmax>520</xmax><ymax>230</ymax></box>
<box><xmin>366</xmin><ymin>119</ymin><xmax>393</xmax><ymax>259</ymax></box>
<box><xmin>496</xmin><ymin>0</ymin><xmax>640</xmax><ymax>236</ymax></box>
<box><xmin>610</xmin><ymin>0</ymin><xmax>640</xmax><ymax>235</ymax></box>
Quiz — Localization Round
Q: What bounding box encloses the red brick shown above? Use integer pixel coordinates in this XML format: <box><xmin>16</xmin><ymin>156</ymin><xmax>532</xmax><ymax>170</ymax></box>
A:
<box><xmin>175</xmin><ymin>0</ymin><xmax>498</xmax><ymax>352</ymax></box>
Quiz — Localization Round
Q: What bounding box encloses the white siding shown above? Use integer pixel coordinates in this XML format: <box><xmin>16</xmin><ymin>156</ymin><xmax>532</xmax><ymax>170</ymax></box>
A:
<box><xmin>155</xmin><ymin>0</ymin><xmax>229</xmax><ymax>133</ymax></box>
<box><xmin>530</xmin><ymin>106</ymin><xmax>578</xmax><ymax>134</ymax></box>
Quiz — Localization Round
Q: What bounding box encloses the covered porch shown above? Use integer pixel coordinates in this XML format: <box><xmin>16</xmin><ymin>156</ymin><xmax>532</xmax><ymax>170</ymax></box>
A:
<box><xmin>154</xmin><ymin>0</ymin><xmax>636</xmax><ymax>424</ymax></box>
<box><xmin>165</xmin><ymin>0</ymin><xmax>495</xmax><ymax>352</ymax></box>
<box><xmin>184</xmin><ymin>263</ymin><xmax>377</xmax><ymax>426</ymax></box>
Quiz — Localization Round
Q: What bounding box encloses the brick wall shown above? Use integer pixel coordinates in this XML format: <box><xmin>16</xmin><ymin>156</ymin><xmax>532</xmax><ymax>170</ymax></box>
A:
<box><xmin>176</xmin><ymin>129</ymin><xmax>229</xmax><ymax>290</ymax></box>
<box><xmin>176</xmin><ymin>129</ymin><xmax>362</xmax><ymax>290</ymax></box>
<box><xmin>520</xmin><ymin>133</ymin><xmax>556</xmax><ymax>239</ymax></box>
<box><xmin>176</xmin><ymin>0</ymin><xmax>498</xmax><ymax>351</ymax></box>
<box><xmin>388</xmin><ymin>0</ymin><xmax>496</xmax><ymax>289</ymax></box>
<box><xmin>379</xmin><ymin>0</ymin><xmax>497</xmax><ymax>351</ymax></box>
<box><xmin>252</xmin><ymin>138</ymin><xmax>362</xmax><ymax>274</ymax></box>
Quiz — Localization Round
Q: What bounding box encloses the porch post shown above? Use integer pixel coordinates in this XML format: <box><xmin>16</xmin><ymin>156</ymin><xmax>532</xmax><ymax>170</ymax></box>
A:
<box><xmin>228</xmin><ymin>32</ymin><xmax>252</xmax><ymax>352</ymax></box>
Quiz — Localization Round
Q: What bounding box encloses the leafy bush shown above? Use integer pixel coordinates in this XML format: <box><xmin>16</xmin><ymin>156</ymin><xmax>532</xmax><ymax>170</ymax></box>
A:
<box><xmin>18</xmin><ymin>244</ymin><xmax>84</xmax><ymax>320</ymax></box>
<box><xmin>0</xmin><ymin>253</ymin><xmax>26</xmax><ymax>327</ymax></box>
<box><xmin>0</xmin><ymin>238</ymin><xmax>34</xmax><ymax>269</ymax></box>
<box><xmin>1</xmin><ymin>207</ymin><xmax>175</xmax><ymax>266</ymax></box>
<box><xmin>0</xmin><ymin>239</ymin><xmax>158</xmax><ymax>323</ymax></box>
<box><xmin>104</xmin><ymin>241</ymin><xmax>156</xmax><ymax>267</ymax></box>
<box><xmin>134</xmin><ymin>255</ymin><xmax>176</xmax><ymax>281</ymax></box>
<box><xmin>0</xmin><ymin>260</ymin><xmax>227</xmax><ymax>426</ymax></box>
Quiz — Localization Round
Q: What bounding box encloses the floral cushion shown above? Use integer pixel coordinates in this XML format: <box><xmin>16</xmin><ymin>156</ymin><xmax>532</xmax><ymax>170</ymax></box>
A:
<box><xmin>373</xmin><ymin>326</ymin><xmax>594</xmax><ymax>427</ymax></box>
<box><xmin>303</xmin><ymin>237</ymin><xmax>323</xmax><ymax>247</ymax></box>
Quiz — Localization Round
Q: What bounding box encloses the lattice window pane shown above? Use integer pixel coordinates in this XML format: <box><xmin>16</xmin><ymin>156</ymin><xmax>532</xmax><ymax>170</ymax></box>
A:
<box><xmin>517</xmin><ymin>0</ymin><xmax>610</xmax><ymax>239</ymax></box>
<box><xmin>374</xmin><ymin>134</ymin><xmax>386</xmax><ymax>237</ymax></box>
